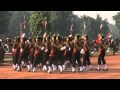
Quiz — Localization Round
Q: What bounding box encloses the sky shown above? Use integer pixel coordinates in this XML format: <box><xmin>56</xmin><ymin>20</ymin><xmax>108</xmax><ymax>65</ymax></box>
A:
<box><xmin>73</xmin><ymin>11</ymin><xmax>119</xmax><ymax>25</ymax></box>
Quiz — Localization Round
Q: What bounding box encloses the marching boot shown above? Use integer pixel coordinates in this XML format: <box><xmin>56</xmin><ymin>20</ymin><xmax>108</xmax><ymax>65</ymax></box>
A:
<box><xmin>27</xmin><ymin>65</ymin><xmax>31</xmax><ymax>72</ymax></box>
<box><xmin>72</xmin><ymin>67</ymin><xmax>75</xmax><ymax>73</ymax></box>
<box><xmin>62</xmin><ymin>64</ymin><xmax>66</xmax><ymax>71</ymax></box>
<box><xmin>32</xmin><ymin>67</ymin><xmax>36</xmax><ymax>72</ymax></box>
<box><xmin>30</xmin><ymin>64</ymin><xmax>33</xmax><ymax>70</ymax></box>
<box><xmin>80</xmin><ymin>66</ymin><xmax>83</xmax><ymax>72</ymax></box>
<box><xmin>52</xmin><ymin>64</ymin><xmax>57</xmax><ymax>71</ymax></box>
<box><xmin>17</xmin><ymin>66</ymin><xmax>21</xmax><ymax>72</ymax></box>
<box><xmin>44</xmin><ymin>65</ymin><xmax>47</xmax><ymax>72</ymax></box>
<box><xmin>89</xmin><ymin>65</ymin><xmax>93</xmax><ymax>71</ymax></box>
<box><xmin>15</xmin><ymin>64</ymin><xmax>18</xmax><ymax>69</ymax></box>
<box><xmin>95</xmin><ymin>65</ymin><xmax>101</xmax><ymax>71</ymax></box>
<box><xmin>13</xmin><ymin>64</ymin><xmax>16</xmax><ymax>70</ymax></box>
<box><xmin>103</xmin><ymin>64</ymin><xmax>108</xmax><ymax>71</ymax></box>
<box><xmin>42</xmin><ymin>65</ymin><xmax>47</xmax><ymax>72</ymax></box>
<box><xmin>83</xmin><ymin>66</ymin><xmax>86</xmax><ymax>71</ymax></box>
<box><xmin>42</xmin><ymin>65</ymin><xmax>45</xmax><ymax>71</ymax></box>
<box><xmin>48</xmin><ymin>66</ymin><xmax>52</xmax><ymax>74</ymax></box>
<box><xmin>58</xmin><ymin>65</ymin><xmax>63</xmax><ymax>73</ymax></box>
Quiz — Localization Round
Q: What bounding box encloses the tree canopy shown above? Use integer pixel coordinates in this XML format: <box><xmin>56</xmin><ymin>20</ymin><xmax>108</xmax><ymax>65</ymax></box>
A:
<box><xmin>0</xmin><ymin>11</ymin><xmax>115</xmax><ymax>40</ymax></box>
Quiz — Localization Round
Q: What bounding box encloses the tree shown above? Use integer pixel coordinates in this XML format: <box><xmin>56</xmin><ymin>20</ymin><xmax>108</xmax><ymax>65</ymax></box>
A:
<box><xmin>29</xmin><ymin>11</ymin><xmax>74</xmax><ymax>37</ymax></box>
<box><xmin>7</xmin><ymin>11</ymin><xmax>32</xmax><ymax>38</ymax></box>
<box><xmin>0</xmin><ymin>11</ymin><xmax>11</xmax><ymax>35</ymax></box>
<box><xmin>113</xmin><ymin>12</ymin><xmax>120</xmax><ymax>34</ymax></box>
<box><xmin>111</xmin><ymin>25</ymin><xmax>120</xmax><ymax>39</ymax></box>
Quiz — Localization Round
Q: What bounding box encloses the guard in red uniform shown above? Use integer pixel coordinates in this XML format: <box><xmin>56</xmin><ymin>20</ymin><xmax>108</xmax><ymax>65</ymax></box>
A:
<box><xmin>72</xmin><ymin>34</ymin><xmax>83</xmax><ymax>72</ymax></box>
<box><xmin>17</xmin><ymin>36</ymin><xmax>30</xmax><ymax>72</ymax></box>
<box><xmin>12</xmin><ymin>36</ymin><xmax>20</xmax><ymax>70</ymax></box>
<box><xmin>32</xmin><ymin>36</ymin><xmax>43</xmax><ymax>72</ymax></box>
<box><xmin>63</xmin><ymin>36</ymin><xmax>73</xmax><ymax>71</ymax></box>
<box><xmin>28</xmin><ymin>37</ymin><xmax>35</xmax><ymax>71</ymax></box>
<box><xmin>96</xmin><ymin>33</ymin><xmax>108</xmax><ymax>71</ymax></box>
<box><xmin>0</xmin><ymin>40</ymin><xmax>5</xmax><ymax>66</ymax></box>
<box><xmin>48</xmin><ymin>34</ymin><xmax>57</xmax><ymax>73</ymax></box>
<box><xmin>82</xmin><ymin>34</ymin><xmax>93</xmax><ymax>71</ymax></box>
<box><xmin>42</xmin><ymin>36</ymin><xmax>51</xmax><ymax>72</ymax></box>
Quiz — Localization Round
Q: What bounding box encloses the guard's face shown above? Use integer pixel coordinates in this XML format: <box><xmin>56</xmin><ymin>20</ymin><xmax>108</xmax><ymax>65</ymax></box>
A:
<box><xmin>36</xmin><ymin>38</ymin><xmax>38</xmax><ymax>42</ymax></box>
<box><xmin>46</xmin><ymin>37</ymin><xmax>48</xmax><ymax>41</ymax></box>
<box><xmin>84</xmin><ymin>36</ymin><xmax>87</xmax><ymax>40</ymax></box>
<box><xmin>56</xmin><ymin>37</ymin><xmax>58</xmax><ymax>41</ymax></box>
<box><xmin>52</xmin><ymin>37</ymin><xmax>54</xmax><ymax>41</ymax></box>
<box><xmin>81</xmin><ymin>35</ymin><xmax>84</xmax><ymax>39</ymax></box>
<box><xmin>21</xmin><ymin>38</ymin><xmax>23</xmax><ymax>42</ymax></box>
<box><xmin>66</xmin><ymin>38</ymin><xmax>69</xmax><ymax>42</ymax></box>
<box><xmin>98</xmin><ymin>34</ymin><xmax>102</xmax><ymax>40</ymax></box>
<box><xmin>75</xmin><ymin>36</ymin><xmax>78</xmax><ymax>41</ymax></box>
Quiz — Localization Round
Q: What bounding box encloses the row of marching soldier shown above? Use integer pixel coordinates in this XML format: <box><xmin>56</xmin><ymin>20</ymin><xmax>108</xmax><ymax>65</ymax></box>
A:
<box><xmin>12</xmin><ymin>33</ymin><xmax>108</xmax><ymax>73</ymax></box>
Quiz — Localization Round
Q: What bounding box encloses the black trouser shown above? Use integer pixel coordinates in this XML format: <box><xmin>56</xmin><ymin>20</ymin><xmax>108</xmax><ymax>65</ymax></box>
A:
<box><xmin>13</xmin><ymin>54</ymin><xmax>19</xmax><ymax>65</ymax></box>
<box><xmin>98</xmin><ymin>50</ymin><xmax>106</xmax><ymax>65</ymax></box>
<box><xmin>23</xmin><ymin>54</ymin><xmax>29</xmax><ymax>65</ymax></box>
<box><xmin>33</xmin><ymin>51</ymin><xmax>41</xmax><ymax>67</ymax></box>
<box><xmin>83</xmin><ymin>50</ymin><xmax>91</xmax><ymax>66</ymax></box>
<box><xmin>113</xmin><ymin>46</ymin><xmax>116</xmax><ymax>55</ymax></box>
<box><xmin>0</xmin><ymin>55</ymin><xmax>4</xmax><ymax>65</ymax></box>
<box><xmin>57</xmin><ymin>51</ymin><xmax>64</xmax><ymax>66</ymax></box>
<box><xmin>43</xmin><ymin>50</ymin><xmax>50</xmax><ymax>65</ymax></box>
<box><xmin>48</xmin><ymin>51</ymin><xmax>57</xmax><ymax>66</ymax></box>
<box><xmin>72</xmin><ymin>51</ymin><xmax>82</xmax><ymax>67</ymax></box>
<box><xmin>18</xmin><ymin>53</ymin><xmax>29</xmax><ymax>66</ymax></box>
<box><xmin>29</xmin><ymin>54</ymin><xmax>34</xmax><ymax>65</ymax></box>
<box><xmin>64</xmin><ymin>51</ymin><xmax>72</xmax><ymax>65</ymax></box>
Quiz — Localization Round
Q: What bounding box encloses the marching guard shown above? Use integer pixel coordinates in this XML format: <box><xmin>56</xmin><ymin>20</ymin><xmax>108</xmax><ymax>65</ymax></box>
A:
<box><xmin>72</xmin><ymin>34</ymin><xmax>83</xmax><ymax>72</ymax></box>
<box><xmin>42</xmin><ymin>36</ymin><xmax>51</xmax><ymax>72</ymax></box>
<box><xmin>96</xmin><ymin>33</ymin><xmax>108</xmax><ymax>71</ymax></box>
<box><xmin>12</xmin><ymin>36</ymin><xmax>20</xmax><ymax>70</ymax></box>
<box><xmin>17</xmin><ymin>36</ymin><xmax>30</xmax><ymax>72</ymax></box>
<box><xmin>82</xmin><ymin>34</ymin><xmax>93</xmax><ymax>71</ymax></box>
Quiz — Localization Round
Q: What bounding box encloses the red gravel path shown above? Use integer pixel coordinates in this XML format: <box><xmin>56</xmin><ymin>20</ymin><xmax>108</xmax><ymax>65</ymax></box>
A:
<box><xmin>0</xmin><ymin>54</ymin><xmax>120</xmax><ymax>79</ymax></box>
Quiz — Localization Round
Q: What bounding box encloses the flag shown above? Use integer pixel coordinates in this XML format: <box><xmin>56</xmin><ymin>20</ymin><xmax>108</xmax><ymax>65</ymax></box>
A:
<box><xmin>20</xmin><ymin>23</ymin><xmax>22</xmax><ymax>43</ymax></box>
<box><xmin>20</xmin><ymin>31</ymin><xmax>22</xmax><ymax>43</ymax></box>
<box><xmin>23</xmin><ymin>15</ymin><xmax>26</xmax><ymax>30</ymax></box>
<box><xmin>44</xmin><ymin>19</ymin><xmax>47</xmax><ymax>30</ymax></box>
<box><xmin>108</xmin><ymin>32</ymin><xmax>112</xmax><ymax>39</ymax></box>
<box><xmin>100</xmin><ymin>20</ymin><xmax>103</xmax><ymax>30</ymax></box>
<box><xmin>22</xmin><ymin>33</ymin><xmax>25</xmax><ymax>38</ymax></box>
<box><xmin>109</xmin><ymin>24</ymin><xmax>112</xmax><ymax>32</ymax></box>
<box><xmin>43</xmin><ymin>32</ymin><xmax>47</xmax><ymax>38</ymax></box>
<box><xmin>84</xmin><ymin>21</ymin><xmax>86</xmax><ymax>30</ymax></box>
<box><xmin>70</xmin><ymin>23</ymin><xmax>73</xmax><ymax>32</ymax></box>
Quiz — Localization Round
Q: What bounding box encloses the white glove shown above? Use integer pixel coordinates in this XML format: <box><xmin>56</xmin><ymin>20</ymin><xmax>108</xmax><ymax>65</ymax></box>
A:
<box><xmin>41</xmin><ymin>47</ymin><xmax>44</xmax><ymax>50</ymax></box>
<box><xmin>80</xmin><ymin>49</ymin><xmax>84</xmax><ymax>54</ymax></box>
<box><xmin>45</xmin><ymin>49</ymin><xmax>48</xmax><ymax>52</ymax></box>
<box><xmin>68</xmin><ymin>48</ymin><xmax>71</xmax><ymax>51</ymax></box>
<box><xmin>5</xmin><ymin>44</ymin><xmax>7</xmax><ymax>46</ymax></box>
<box><xmin>61</xmin><ymin>47</ymin><xmax>64</xmax><ymax>51</ymax></box>
<box><xmin>12</xmin><ymin>48</ymin><xmax>14</xmax><ymax>52</ymax></box>
<box><xmin>20</xmin><ymin>49</ymin><xmax>23</xmax><ymax>53</ymax></box>
<box><xmin>64</xmin><ymin>46</ymin><xmax>66</xmax><ymax>50</ymax></box>
<box><xmin>61</xmin><ymin>46</ymin><xmax>66</xmax><ymax>51</ymax></box>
